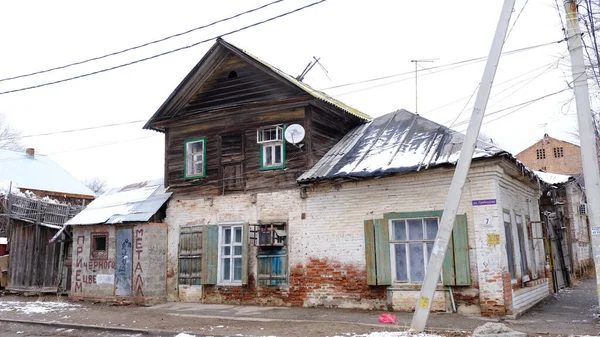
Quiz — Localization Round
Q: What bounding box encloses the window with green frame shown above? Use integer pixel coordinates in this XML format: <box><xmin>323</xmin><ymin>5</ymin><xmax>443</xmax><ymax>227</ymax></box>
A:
<box><xmin>184</xmin><ymin>137</ymin><xmax>207</xmax><ymax>179</ymax></box>
<box><xmin>258</xmin><ymin>125</ymin><xmax>286</xmax><ymax>170</ymax></box>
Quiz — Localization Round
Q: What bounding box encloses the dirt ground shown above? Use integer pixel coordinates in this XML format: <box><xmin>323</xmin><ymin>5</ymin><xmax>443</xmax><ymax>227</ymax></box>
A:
<box><xmin>1</xmin><ymin>279</ymin><xmax>600</xmax><ymax>336</ymax></box>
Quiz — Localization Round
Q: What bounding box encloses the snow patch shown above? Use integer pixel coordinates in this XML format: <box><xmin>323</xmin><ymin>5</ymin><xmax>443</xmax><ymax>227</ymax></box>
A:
<box><xmin>330</xmin><ymin>332</ymin><xmax>442</xmax><ymax>337</ymax></box>
<box><xmin>534</xmin><ymin>171</ymin><xmax>572</xmax><ymax>185</ymax></box>
<box><xmin>0</xmin><ymin>301</ymin><xmax>81</xmax><ymax>314</ymax></box>
<box><xmin>174</xmin><ymin>333</ymin><xmax>196</xmax><ymax>337</ymax></box>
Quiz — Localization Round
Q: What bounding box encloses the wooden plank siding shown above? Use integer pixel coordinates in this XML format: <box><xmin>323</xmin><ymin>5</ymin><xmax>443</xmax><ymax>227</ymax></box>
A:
<box><xmin>156</xmin><ymin>53</ymin><xmax>365</xmax><ymax>196</ymax></box>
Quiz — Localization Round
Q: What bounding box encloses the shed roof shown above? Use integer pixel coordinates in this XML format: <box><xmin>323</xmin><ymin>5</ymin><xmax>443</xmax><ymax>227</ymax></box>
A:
<box><xmin>0</xmin><ymin>148</ymin><xmax>94</xmax><ymax>197</ymax></box>
<box><xmin>534</xmin><ymin>171</ymin><xmax>573</xmax><ymax>185</ymax></box>
<box><xmin>65</xmin><ymin>179</ymin><xmax>171</xmax><ymax>226</ymax></box>
<box><xmin>298</xmin><ymin>109</ymin><xmax>507</xmax><ymax>182</ymax></box>
<box><xmin>143</xmin><ymin>38</ymin><xmax>371</xmax><ymax>131</ymax></box>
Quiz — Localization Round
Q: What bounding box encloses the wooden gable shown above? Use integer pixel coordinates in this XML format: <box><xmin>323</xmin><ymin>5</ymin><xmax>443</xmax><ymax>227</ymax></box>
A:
<box><xmin>179</xmin><ymin>52</ymin><xmax>308</xmax><ymax>116</ymax></box>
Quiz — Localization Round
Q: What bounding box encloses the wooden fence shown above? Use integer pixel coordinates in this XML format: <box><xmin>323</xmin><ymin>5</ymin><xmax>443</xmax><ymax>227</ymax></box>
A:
<box><xmin>8</xmin><ymin>194</ymin><xmax>82</xmax><ymax>227</ymax></box>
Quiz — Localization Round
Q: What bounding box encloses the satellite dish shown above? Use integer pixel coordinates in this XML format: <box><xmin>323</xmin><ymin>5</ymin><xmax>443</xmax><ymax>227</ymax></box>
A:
<box><xmin>284</xmin><ymin>124</ymin><xmax>305</xmax><ymax>144</ymax></box>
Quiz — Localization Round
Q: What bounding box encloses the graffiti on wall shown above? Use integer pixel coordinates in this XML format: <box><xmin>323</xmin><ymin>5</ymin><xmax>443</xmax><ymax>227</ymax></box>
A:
<box><xmin>134</xmin><ymin>228</ymin><xmax>144</xmax><ymax>297</ymax></box>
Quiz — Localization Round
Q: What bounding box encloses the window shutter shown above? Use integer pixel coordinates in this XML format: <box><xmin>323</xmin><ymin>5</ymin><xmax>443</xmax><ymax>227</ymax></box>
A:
<box><xmin>453</xmin><ymin>214</ymin><xmax>471</xmax><ymax>285</ymax></box>
<box><xmin>442</xmin><ymin>214</ymin><xmax>471</xmax><ymax>286</ymax></box>
<box><xmin>364</xmin><ymin>219</ymin><xmax>391</xmax><ymax>286</ymax></box>
<box><xmin>242</xmin><ymin>222</ymin><xmax>249</xmax><ymax>285</ymax></box>
<box><xmin>442</xmin><ymin>233</ymin><xmax>456</xmax><ymax>286</ymax></box>
<box><xmin>201</xmin><ymin>225</ymin><xmax>218</xmax><ymax>285</ymax></box>
<box><xmin>364</xmin><ymin>220</ymin><xmax>377</xmax><ymax>285</ymax></box>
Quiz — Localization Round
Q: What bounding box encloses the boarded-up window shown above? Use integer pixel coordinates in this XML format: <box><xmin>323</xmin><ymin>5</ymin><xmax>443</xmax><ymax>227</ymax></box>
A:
<box><xmin>252</xmin><ymin>222</ymin><xmax>288</xmax><ymax>286</ymax></box>
<box><xmin>179</xmin><ymin>226</ymin><xmax>202</xmax><ymax>285</ymax></box>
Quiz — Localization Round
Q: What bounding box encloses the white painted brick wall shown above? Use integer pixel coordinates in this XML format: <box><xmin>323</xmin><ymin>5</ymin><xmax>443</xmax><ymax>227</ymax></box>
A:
<box><xmin>512</xmin><ymin>280</ymin><xmax>550</xmax><ymax>313</ymax></box>
<box><xmin>164</xmin><ymin>160</ymin><xmax>543</xmax><ymax>313</ymax></box>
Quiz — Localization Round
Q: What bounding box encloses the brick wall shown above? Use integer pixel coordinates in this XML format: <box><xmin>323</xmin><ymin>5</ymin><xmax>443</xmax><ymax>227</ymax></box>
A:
<box><xmin>165</xmin><ymin>159</ymin><xmax>543</xmax><ymax>314</ymax></box>
<box><xmin>515</xmin><ymin>136</ymin><xmax>582</xmax><ymax>175</ymax></box>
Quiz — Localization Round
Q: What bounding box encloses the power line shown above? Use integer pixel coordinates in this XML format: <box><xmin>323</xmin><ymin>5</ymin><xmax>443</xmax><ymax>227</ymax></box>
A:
<box><xmin>0</xmin><ymin>0</ymin><xmax>286</xmax><ymax>83</ymax></box>
<box><xmin>323</xmin><ymin>39</ymin><xmax>564</xmax><ymax>94</ymax></box>
<box><xmin>505</xmin><ymin>0</ymin><xmax>529</xmax><ymax>42</ymax></box>
<box><xmin>453</xmin><ymin>87</ymin><xmax>571</xmax><ymax>129</ymax></box>
<box><xmin>21</xmin><ymin>119</ymin><xmax>145</xmax><ymax>138</ymax></box>
<box><xmin>0</xmin><ymin>0</ymin><xmax>327</xmax><ymax>96</ymax></box>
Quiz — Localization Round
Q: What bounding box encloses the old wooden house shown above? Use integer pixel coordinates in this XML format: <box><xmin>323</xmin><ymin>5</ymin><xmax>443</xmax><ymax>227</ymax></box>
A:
<box><xmin>61</xmin><ymin>179</ymin><xmax>171</xmax><ymax>303</ymax></box>
<box><xmin>143</xmin><ymin>39</ymin><xmax>552</xmax><ymax>317</ymax></box>
<box><xmin>0</xmin><ymin>148</ymin><xmax>94</xmax><ymax>293</ymax></box>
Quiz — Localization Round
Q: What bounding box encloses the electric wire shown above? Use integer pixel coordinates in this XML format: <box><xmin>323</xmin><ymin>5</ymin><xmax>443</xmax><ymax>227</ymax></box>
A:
<box><xmin>0</xmin><ymin>0</ymin><xmax>327</xmax><ymax>96</ymax></box>
<box><xmin>505</xmin><ymin>0</ymin><xmax>530</xmax><ymax>42</ymax></box>
<box><xmin>0</xmin><ymin>0</ymin><xmax>286</xmax><ymax>83</ymax></box>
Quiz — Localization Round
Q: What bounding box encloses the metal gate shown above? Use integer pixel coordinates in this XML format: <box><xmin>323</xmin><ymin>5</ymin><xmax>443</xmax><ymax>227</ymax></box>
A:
<box><xmin>115</xmin><ymin>228</ymin><xmax>133</xmax><ymax>296</ymax></box>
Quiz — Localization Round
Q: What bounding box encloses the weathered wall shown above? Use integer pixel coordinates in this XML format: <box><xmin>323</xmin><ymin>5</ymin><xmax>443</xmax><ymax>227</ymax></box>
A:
<box><xmin>494</xmin><ymin>166</ymin><xmax>547</xmax><ymax>316</ymax></box>
<box><xmin>69</xmin><ymin>223</ymin><xmax>167</xmax><ymax>302</ymax></box>
<box><xmin>70</xmin><ymin>225</ymin><xmax>117</xmax><ymax>297</ymax></box>
<box><xmin>564</xmin><ymin>182</ymin><xmax>593</xmax><ymax>278</ymax></box>
<box><xmin>166</xmin><ymin>159</ymin><xmax>542</xmax><ymax>314</ymax></box>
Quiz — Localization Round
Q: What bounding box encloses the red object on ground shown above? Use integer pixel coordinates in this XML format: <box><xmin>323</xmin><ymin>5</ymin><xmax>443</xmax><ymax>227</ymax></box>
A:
<box><xmin>0</xmin><ymin>244</ymin><xmax>6</xmax><ymax>256</ymax></box>
<box><xmin>378</xmin><ymin>313</ymin><xmax>397</xmax><ymax>324</ymax></box>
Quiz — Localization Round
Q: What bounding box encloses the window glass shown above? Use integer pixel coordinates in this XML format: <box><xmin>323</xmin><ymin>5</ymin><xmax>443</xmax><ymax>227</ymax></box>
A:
<box><xmin>425</xmin><ymin>218</ymin><xmax>438</xmax><ymax>239</ymax></box>
<box><xmin>234</xmin><ymin>257</ymin><xmax>242</xmax><ymax>281</ymax></box>
<box><xmin>234</xmin><ymin>227</ymin><xmax>242</xmax><ymax>243</ymax></box>
<box><xmin>409</xmin><ymin>242</ymin><xmax>425</xmax><ymax>281</ymax></box>
<box><xmin>407</xmin><ymin>219</ymin><xmax>423</xmax><ymax>240</ymax></box>
<box><xmin>223</xmin><ymin>258</ymin><xmax>231</xmax><ymax>280</ymax></box>
<box><xmin>224</xmin><ymin>228</ymin><xmax>231</xmax><ymax>244</ymax></box>
<box><xmin>275</xmin><ymin>145</ymin><xmax>282</xmax><ymax>163</ymax></box>
<box><xmin>394</xmin><ymin>244</ymin><xmax>407</xmax><ymax>281</ymax></box>
<box><xmin>392</xmin><ymin>220</ymin><xmax>406</xmax><ymax>240</ymax></box>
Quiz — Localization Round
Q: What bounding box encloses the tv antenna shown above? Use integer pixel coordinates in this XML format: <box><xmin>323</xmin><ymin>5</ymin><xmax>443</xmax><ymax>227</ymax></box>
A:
<box><xmin>296</xmin><ymin>56</ymin><xmax>330</xmax><ymax>82</ymax></box>
<box><xmin>411</xmin><ymin>59</ymin><xmax>437</xmax><ymax>114</ymax></box>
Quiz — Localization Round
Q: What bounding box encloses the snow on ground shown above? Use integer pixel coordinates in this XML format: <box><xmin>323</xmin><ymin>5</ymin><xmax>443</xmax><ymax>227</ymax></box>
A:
<box><xmin>174</xmin><ymin>334</ymin><xmax>196</xmax><ymax>337</ymax></box>
<box><xmin>0</xmin><ymin>301</ymin><xmax>81</xmax><ymax>314</ymax></box>
<box><xmin>330</xmin><ymin>333</ymin><xmax>442</xmax><ymax>337</ymax></box>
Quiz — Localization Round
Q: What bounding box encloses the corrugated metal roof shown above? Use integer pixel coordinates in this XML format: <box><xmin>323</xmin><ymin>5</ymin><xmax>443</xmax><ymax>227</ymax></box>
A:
<box><xmin>298</xmin><ymin>109</ymin><xmax>506</xmax><ymax>182</ymax></box>
<box><xmin>0</xmin><ymin>149</ymin><xmax>94</xmax><ymax>197</ymax></box>
<box><xmin>65</xmin><ymin>179</ymin><xmax>171</xmax><ymax>226</ymax></box>
<box><xmin>219</xmin><ymin>39</ymin><xmax>372</xmax><ymax>121</ymax></box>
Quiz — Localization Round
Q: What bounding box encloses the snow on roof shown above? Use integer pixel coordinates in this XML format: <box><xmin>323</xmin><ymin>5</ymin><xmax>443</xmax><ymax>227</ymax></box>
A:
<box><xmin>0</xmin><ymin>238</ymin><xmax>7</xmax><ymax>245</ymax></box>
<box><xmin>534</xmin><ymin>170</ymin><xmax>573</xmax><ymax>185</ymax></box>
<box><xmin>0</xmin><ymin>149</ymin><xmax>94</xmax><ymax>197</ymax></box>
<box><xmin>299</xmin><ymin>109</ymin><xmax>506</xmax><ymax>182</ymax></box>
<box><xmin>66</xmin><ymin>179</ymin><xmax>171</xmax><ymax>226</ymax></box>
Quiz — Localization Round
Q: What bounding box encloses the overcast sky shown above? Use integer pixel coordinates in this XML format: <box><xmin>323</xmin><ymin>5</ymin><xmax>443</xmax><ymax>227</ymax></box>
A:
<box><xmin>0</xmin><ymin>0</ymin><xmax>581</xmax><ymax>187</ymax></box>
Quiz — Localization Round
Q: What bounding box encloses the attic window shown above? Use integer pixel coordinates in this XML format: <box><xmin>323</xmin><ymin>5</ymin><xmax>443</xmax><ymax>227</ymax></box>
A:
<box><xmin>228</xmin><ymin>71</ymin><xmax>238</xmax><ymax>79</ymax></box>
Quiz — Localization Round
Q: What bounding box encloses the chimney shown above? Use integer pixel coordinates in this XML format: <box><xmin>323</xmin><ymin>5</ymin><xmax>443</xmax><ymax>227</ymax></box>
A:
<box><xmin>26</xmin><ymin>148</ymin><xmax>35</xmax><ymax>157</ymax></box>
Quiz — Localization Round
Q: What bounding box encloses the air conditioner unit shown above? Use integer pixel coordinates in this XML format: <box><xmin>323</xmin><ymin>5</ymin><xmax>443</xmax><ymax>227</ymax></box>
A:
<box><xmin>580</xmin><ymin>203</ymin><xmax>588</xmax><ymax>215</ymax></box>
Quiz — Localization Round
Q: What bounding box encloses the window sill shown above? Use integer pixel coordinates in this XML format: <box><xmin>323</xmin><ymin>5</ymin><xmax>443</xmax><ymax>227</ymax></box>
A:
<box><xmin>183</xmin><ymin>175</ymin><xmax>206</xmax><ymax>181</ymax></box>
<box><xmin>216</xmin><ymin>282</ymin><xmax>243</xmax><ymax>287</ymax></box>
<box><xmin>388</xmin><ymin>283</ymin><xmax>445</xmax><ymax>291</ymax></box>
<box><xmin>260</xmin><ymin>165</ymin><xmax>285</xmax><ymax>171</ymax></box>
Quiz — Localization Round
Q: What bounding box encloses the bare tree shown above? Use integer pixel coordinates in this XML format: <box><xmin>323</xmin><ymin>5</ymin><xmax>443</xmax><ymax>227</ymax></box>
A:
<box><xmin>83</xmin><ymin>177</ymin><xmax>107</xmax><ymax>196</ymax></box>
<box><xmin>0</xmin><ymin>113</ymin><xmax>23</xmax><ymax>151</ymax></box>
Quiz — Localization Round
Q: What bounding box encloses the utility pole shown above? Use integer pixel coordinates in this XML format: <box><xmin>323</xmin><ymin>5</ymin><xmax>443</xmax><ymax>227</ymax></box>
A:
<box><xmin>411</xmin><ymin>59</ymin><xmax>435</xmax><ymax>114</ymax></box>
<box><xmin>410</xmin><ymin>0</ymin><xmax>515</xmax><ymax>331</ymax></box>
<box><xmin>563</xmin><ymin>0</ymin><xmax>600</xmax><ymax>308</ymax></box>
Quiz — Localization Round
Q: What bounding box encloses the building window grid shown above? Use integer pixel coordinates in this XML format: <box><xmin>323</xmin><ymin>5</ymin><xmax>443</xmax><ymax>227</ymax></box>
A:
<box><xmin>184</xmin><ymin>138</ymin><xmax>207</xmax><ymax>179</ymax></box>
<box><xmin>503</xmin><ymin>211</ymin><xmax>516</xmax><ymax>278</ymax></box>
<box><xmin>389</xmin><ymin>217</ymin><xmax>439</xmax><ymax>283</ymax></box>
<box><xmin>553</xmin><ymin>147</ymin><xmax>564</xmax><ymax>158</ymax></box>
<box><xmin>536</xmin><ymin>148</ymin><xmax>546</xmax><ymax>160</ymax></box>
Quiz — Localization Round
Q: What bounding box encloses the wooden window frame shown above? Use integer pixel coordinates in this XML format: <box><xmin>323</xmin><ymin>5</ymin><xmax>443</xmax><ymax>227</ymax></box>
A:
<box><xmin>218</xmin><ymin>223</ymin><xmax>244</xmax><ymax>285</ymax></box>
<box><xmin>503</xmin><ymin>210</ymin><xmax>516</xmax><ymax>279</ymax></box>
<box><xmin>184</xmin><ymin>137</ymin><xmax>207</xmax><ymax>180</ymax></box>
<box><xmin>91</xmin><ymin>232</ymin><xmax>108</xmax><ymax>260</ymax></box>
<box><xmin>387</xmin><ymin>212</ymin><xmax>441</xmax><ymax>284</ymax></box>
<box><xmin>259</xmin><ymin>125</ymin><xmax>286</xmax><ymax>171</ymax></box>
